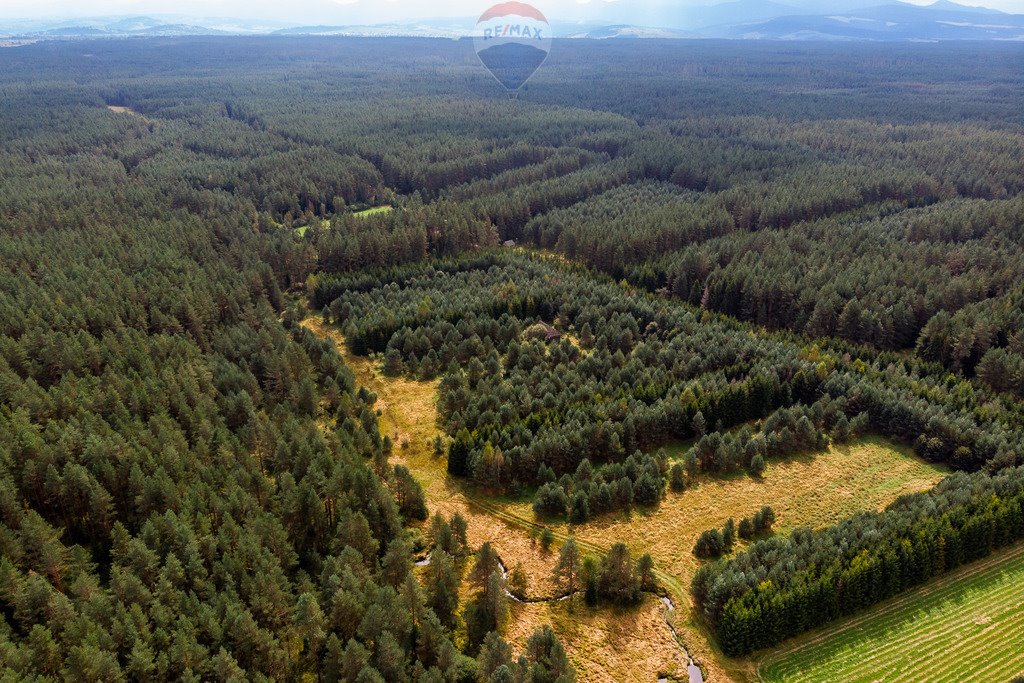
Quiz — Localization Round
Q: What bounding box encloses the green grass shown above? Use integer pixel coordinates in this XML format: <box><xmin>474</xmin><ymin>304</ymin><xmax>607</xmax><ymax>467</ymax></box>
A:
<box><xmin>353</xmin><ymin>205</ymin><xmax>393</xmax><ymax>217</ymax></box>
<box><xmin>758</xmin><ymin>542</ymin><xmax>1024</xmax><ymax>683</ymax></box>
<box><xmin>657</xmin><ymin>438</ymin><xmax>697</xmax><ymax>462</ymax></box>
<box><xmin>292</xmin><ymin>206</ymin><xmax>391</xmax><ymax>236</ymax></box>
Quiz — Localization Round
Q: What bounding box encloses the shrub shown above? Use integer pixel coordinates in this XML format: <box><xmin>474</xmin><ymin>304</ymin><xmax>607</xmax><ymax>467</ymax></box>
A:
<box><xmin>534</xmin><ymin>483</ymin><xmax>569</xmax><ymax>518</ymax></box>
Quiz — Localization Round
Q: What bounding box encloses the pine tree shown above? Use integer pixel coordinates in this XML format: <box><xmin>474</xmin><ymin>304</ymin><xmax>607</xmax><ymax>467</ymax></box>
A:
<box><xmin>693</xmin><ymin>411</ymin><xmax>707</xmax><ymax>438</ymax></box>
<box><xmin>553</xmin><ymin>537</ymin><xmax>581</xmax><ymax>611</ymax></box>
<box><xmin>472</xmin><ymin>542</ymin><xmax>501</xmax><ymax>589</ymax></box>
<box><xmin>540</xmin><ymin>528</ymin><xmax>555</xmax><ymax>552</ymax></box>
<box><xmin>670</xmin><ymin>462</ymin><xmax>687</xmax><ymax>492</ymax></box>
<box><xmin>383</xmin><ymin>348</ymin><xmax>404</xmax><ymax>376</ymax></box>
<box><xmin>569</xmin><ymin>491</ymin><xmax>590</xmax><ymax>524</ymax></box>
<box><xmin>477</xmin><ymin>632</ymin><xmax>513</xmax><ymax>681</ymax></box>
<box><xmin>722</xmin><ymin>518</ymin><xmax>736</xmax><ymax>552</ymax></box>
<box><xmin>427</xmin><ymin>550</ymin><xmax>460</xmax><ymax>630</ymax></box>
<box><xmin>637</xmin><ymin>553</ymin><xmax>656</xmax><ymax>591</ymax></box>
<box><xmin>749</xmin><ymin>454</ymin><xmax>766</xmax><ymax>477</ymax></box>
<box><xmin>447</xmin><ymin>428</ymin><xmax>472</xmax><ymax>477</ymax></box>
<box><xmin>597</xmin><ymin>544</ymin><xmax>641</xmax><ymax>605</ymax></box>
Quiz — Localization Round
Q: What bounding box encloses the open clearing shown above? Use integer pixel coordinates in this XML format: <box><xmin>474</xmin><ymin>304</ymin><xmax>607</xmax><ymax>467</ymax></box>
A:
<box><xmin>301</xmin><ymin>316</ymin><xmax>562</xmax><ymax>597</ymax></box>
<box><xmin>506</xmin><ymin>436</ymin><xmax>948</xmax><ymax>586</ymax></box>
<box><xmin>293</xmin><ymin>207</ymin><xmax>392</xmax><ymax>236</ymax></box>
<box><xmin>758</xmin><ymin>542</ymin><xmax>1024</xmax><ymax>683</ymax></box>
<box><xmin>301</xmin><ymin>314</ymin><xmax>949</xmax><ymax>683</ymax></box>
<box><xmin>501</xmin><ymin>436</ymin><xmax>948</xmax><ymax>681</ymax></box>
<box><xmin>508</xmin><ymin>597</ymin><xmax>693</xmax><ymax>683</ymax></box>
<box><xmin>353</xmin><ymin>205</ymin><xmax>393</xmax><ymax>217</ymax></box>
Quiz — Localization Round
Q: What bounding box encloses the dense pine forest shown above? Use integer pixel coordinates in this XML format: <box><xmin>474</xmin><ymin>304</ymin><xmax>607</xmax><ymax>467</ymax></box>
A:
<box><xmin>1</xmin><ymin>35</ymin><xmax>1023</xmax><ymax>680</ymax></box>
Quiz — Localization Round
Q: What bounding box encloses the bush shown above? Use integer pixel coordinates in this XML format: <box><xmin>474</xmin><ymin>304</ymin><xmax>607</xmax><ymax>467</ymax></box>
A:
<box><xmin>569</xmin><ymin>491</ymin><xmax>590</xmax><ymax>524</ymax></box>
<box><xmin>540</xmin><ymin>527</ymin><xmax>555</xmax><ymax>552</ymax></box>
<box><xmin>694</xmin><ymin>529</ymin><xmax>724</xmax><ymax>559</ymax></box>
<box><xmin>670</xmin><ymin>462</ymin><xmax>687</xmax><ymax>492</ymax></box>
<box><xmin>749</xmin><ymin>454</ymin><xmax>766</xmax><ymax>477</ymax></box>
<box><xmin>534</xmin><ymin>483</ymin><xmax>569</xmax><ymax>518</ymax></box>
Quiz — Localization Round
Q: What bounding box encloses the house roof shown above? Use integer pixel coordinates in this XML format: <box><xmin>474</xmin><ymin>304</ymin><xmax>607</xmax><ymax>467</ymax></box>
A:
<box><xmin>537</xmin><ymin>321</ymin><xmax>561</xmax><ymax>340</ymax></box>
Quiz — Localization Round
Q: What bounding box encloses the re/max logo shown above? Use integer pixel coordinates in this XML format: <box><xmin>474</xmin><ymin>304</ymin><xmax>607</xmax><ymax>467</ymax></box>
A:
<box><xmin>482</xmin><ymin>24</ymin><xmax>544</xmax><ymax>39</ymax></box>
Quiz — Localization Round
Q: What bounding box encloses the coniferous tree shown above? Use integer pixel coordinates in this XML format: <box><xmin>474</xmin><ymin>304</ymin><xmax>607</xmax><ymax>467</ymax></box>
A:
<box><xmin>553</xmin><ymin>537</ymin><xmax>582</xmax><ymax>611</ymax></box>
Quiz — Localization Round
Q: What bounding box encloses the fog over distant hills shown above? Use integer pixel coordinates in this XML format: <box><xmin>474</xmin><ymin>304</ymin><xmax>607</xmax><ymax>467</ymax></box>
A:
<box><xmin>2</xmin><ymin>1</ymin><xmax>1023</xmax><ymax>41</ymax></box>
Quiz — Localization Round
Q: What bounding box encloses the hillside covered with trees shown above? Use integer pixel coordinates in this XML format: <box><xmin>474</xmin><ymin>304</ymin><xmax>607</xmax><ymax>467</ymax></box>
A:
<box><xmin>1</xmin><ymin>35</ymin><xmax>1023</xmax><ymax>680</ymax></box>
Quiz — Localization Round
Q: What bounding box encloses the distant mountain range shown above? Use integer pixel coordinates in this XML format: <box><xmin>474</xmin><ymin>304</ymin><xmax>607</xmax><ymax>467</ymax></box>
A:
<box><xmin>705</xmin><ymin>0</ymin><xmax>1024</xmax><ymax>40</ymax></box>
<box><xmin>2</xmin><ymin>1</ymin><xmax>1023</xmax><ymax>42</ymax></box>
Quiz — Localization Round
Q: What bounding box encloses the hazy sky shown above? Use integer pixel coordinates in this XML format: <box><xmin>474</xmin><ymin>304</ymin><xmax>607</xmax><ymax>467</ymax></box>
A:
<box><xmin>3</xmin><ymin>0</ymin><xmax>1024</xmax><ymax>22</ymax></box>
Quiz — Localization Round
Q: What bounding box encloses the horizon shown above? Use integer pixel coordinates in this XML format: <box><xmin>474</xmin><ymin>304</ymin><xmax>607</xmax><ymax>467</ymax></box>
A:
<box><xmin>4</xmin><ymin>0</ymin><xmax>1024</xmax><ymax>25</ymax></box>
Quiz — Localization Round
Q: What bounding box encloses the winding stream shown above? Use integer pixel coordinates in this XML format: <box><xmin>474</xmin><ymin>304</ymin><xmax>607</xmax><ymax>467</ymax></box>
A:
<box><xmin>304</xmin><ymin>317</ymin><xmax>706</xmax><ymax>683</ymax></box>
<box><xmin>503</xmin><ymin>564</ymin><xmax>705</xmax><ymax>682</ymax></box>
<box><xmin>660</xmin><ymin>596</ymin><xmax>705</xmax><ymax>683</ymax></box>
<box><xmin>497</xmin><ymin>559</ymin><xmax>523</xmax><ymax>602</ymax></box>
<box><xmin>415</xmin><ymin>555</ymin><xmax>703</xmax><ymax>681</ymax></box>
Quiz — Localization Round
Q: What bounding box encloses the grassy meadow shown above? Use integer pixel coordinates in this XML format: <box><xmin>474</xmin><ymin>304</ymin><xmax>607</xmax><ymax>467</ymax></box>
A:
<box><xmin>302</xmin><ymin>313</ymin><xmax>952</xmax><ymax>683</ymax></box>
<box><xmin>758</xmin><ymin>542</ymin><xmax>1024</xmax><ymax>683</ymax></box>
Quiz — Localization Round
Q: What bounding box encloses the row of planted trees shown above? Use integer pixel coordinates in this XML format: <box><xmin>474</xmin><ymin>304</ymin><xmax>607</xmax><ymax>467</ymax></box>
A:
<box><xmin>694</xmin><ymin>466</ymin><xmax>1024</xmax><ymax>656</ymax></box>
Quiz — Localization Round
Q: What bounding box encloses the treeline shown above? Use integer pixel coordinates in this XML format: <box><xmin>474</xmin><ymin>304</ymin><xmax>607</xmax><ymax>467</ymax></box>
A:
<box><xmin>526</xmin><ymin>181</ymin><xmax>1024</xmax><ymax>387</ymax></box>
<box><xmin>315</xmin><ymin>254</ymin><xmax>1024</xmax><ymax>518</ymax></box>
<box><xmin>0</xmin><ymin>53</ymin><xmax>563</xmax><ymax>682</ymax></box>
<box><xmin>271</xmin><ymin>198</ymin><xmax>499</xmax><ymax>289</ymax></box>
<box><xmin>680</xmin><ymin>397</ymin><xmax>869</xmax><ymax>478</ymax></box>
<box><xmin>693</xmin><ymin>466</ymin><xmax>1024</xmax><ymax>656</ymax></box>
<box><xmin>532</xmin><ymin>450</ymin><xmax>668</xmax><ymax>522</ymax></box>
<box><xmin>469</xmin><ymin>159</ymin><xmax>637</xmax><ymax>241</ymax></box>
<box><xmin>693</xmin><ymin>507</ymin><xmax>775</xmax><ymax>560</ymax></box>
<box><xmin>528</xmin><ymin>393</ymin><xmax>867</xmax><ymax>524</ymax></box>
<box><xmin>314</xmin><ymin>255</ymin><xmax>823</xmax><ymax>517</ymax></box>
<box><xmin>523</xmin><ymin>181</ymin><xmax>733</xmax><ymax>268</ymax></box>
<box><xmin>917</xmin><ymin>286</ymin><xmax>1024</xmax><ymax>391</ymax></box>
<box><xmin>626</xmin><ymin>196</ymin><xmax>1024</xmax><ymax>360</ymax></box>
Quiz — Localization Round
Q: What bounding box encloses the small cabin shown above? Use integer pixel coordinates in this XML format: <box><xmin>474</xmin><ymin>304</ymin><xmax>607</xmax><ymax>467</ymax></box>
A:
<box><xmin>523</xmin><ymin>320</ymin><xmax>563</xmax><ymax>343</ymax></box>
<box><xmin>538</xmin><ymin>321</ymin><xmax>561</xmax><ymax>341</ymax></box>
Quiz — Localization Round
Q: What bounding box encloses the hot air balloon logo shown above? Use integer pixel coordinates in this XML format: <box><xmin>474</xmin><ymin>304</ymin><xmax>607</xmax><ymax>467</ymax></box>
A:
<box><xmin>473</xmin><ymin>2</ymin><xmax>552</xmax><ymax>95</ymax></box>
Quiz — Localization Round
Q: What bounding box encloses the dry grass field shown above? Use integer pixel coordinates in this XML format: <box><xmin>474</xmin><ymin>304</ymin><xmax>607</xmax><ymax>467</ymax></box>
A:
<box><xmin>302</xmin><ymin>314</ymin><xmax>950</xmax><ymax>683</ymax></box>
<box><xmin>504</xmin><ymin>436</ymin><xmax>947</xmax><ymax>585</ymax></box>
<box><xmin>106</xmin><ymin>105</ymin><xmax>146</xmax><ymax>118</ymax></box>
<box><xmin>507</xmin><ymin>597</ymin><xmax>693</xmax><ymax>683</ymax></box>
<box><xmin>499</xmin><ymin>436</ymin><xmax>948</xmax><ymax>682</ymax></box>
<box><xmin>353</xmin><ymin>205</ymin><xmax>394</xmax><ymax>217</ymax></box>
<box><xmin>301</xmin><ymin>316</ymin><xmax>562</xmax><ymax>597</ymax></box>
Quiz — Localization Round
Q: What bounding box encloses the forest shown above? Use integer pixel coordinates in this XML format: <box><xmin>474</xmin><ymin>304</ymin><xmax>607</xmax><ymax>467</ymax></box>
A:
<box><xmin>1</xmin><ymin>34</ymin><xmax>1023</xmax><ymax>681</ymax></box>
